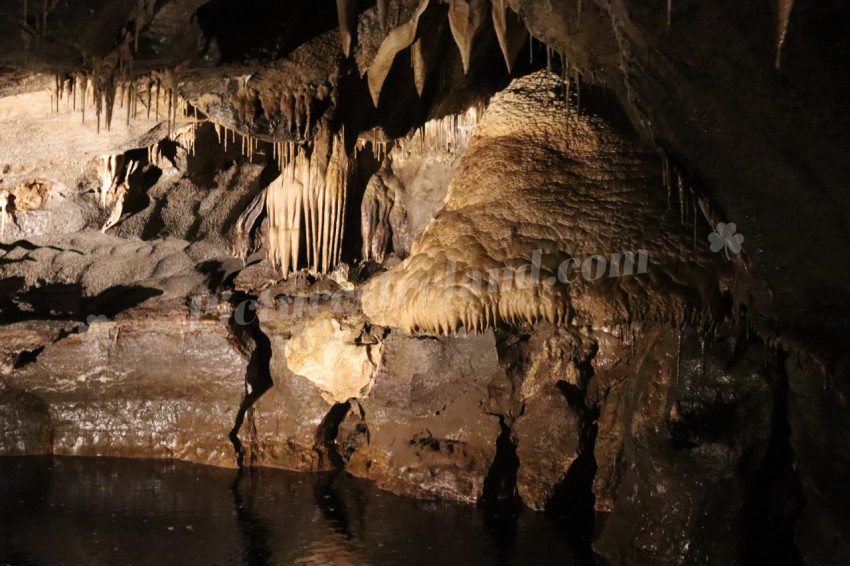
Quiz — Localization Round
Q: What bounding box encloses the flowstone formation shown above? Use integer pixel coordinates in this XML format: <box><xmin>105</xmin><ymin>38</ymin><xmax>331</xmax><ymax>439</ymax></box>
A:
<box><xmin>362</xmin><ymin>71</ymin><xmax>724</xmax><ymax>335</ymax></box>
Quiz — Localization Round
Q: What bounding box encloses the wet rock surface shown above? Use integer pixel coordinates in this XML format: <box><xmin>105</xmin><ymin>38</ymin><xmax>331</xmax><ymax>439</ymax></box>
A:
<box><xmin>0</xmin><ymin>303</ymin><xmax>246</xmax><ymax>467</ymax></box>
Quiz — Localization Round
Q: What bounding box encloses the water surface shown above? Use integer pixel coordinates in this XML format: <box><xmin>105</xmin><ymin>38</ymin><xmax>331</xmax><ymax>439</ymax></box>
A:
<box><xmin>0</xmin><ymin>456</ymin><xmax>589</xmax><ymax>565</ymax></box>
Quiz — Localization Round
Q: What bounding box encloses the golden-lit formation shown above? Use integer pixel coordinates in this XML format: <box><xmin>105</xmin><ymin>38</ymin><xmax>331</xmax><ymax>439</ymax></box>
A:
<box><xmin>266</xmin><ymin>131</ymin><xmax>351</xmax><ymax>278</ymax></box>
<box><xmin>98</xmin><ymin>154</ymin><xmax>123</xmax><ymax>208</ymax></box>
<box><xmin>362</xmin><ymin>71</ymin><xmax>718</xmax><ymax>336</ymax></box>
<box><xmin>361</xmin><ymin>0</ymin><xmax>527</xmax><ymax>106</ymax></box>
<box><xmin>50</xmin><ymin>64</ymin><xmax>187</xmax><ymax>134</ymax></box>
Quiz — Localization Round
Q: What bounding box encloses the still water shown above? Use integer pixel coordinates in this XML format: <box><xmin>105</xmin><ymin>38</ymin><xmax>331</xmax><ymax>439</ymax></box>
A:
<box><xmin>0</xmin><ymin>457</ymin><xmax>590</xmax><ymax>566</ymax></box>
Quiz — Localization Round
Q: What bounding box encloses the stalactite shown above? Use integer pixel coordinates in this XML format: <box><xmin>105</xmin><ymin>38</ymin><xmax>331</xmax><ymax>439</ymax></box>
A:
<box><xmin>336</xmin><ymin>0</ymin><xmax>356</xmax><ymax>57</ymax></box>
<box><xmin>677</xmin><ymin>172</ymin><xmax>685</xmax><ymax>225</ymax></box>
<box><xmin>491</xmin><ymin>0</ymin><xmax>526</xmax><ymax>73</ymax></box>
<box><xmin>366</xmin><ymin>0</ymin><xmax>429</xmax><ymax>106</ymax></box>
<box><xmin>395</xmin><ymin>104</ymin><xmax>480</xmax><ymax>158</ymax></box>
<box><xmin>265</xmin><ymin>131</ymin><xmax>351</xmax><ymax>278</ymax></box>
<box><xmin>99</xmin><ymin>154</ymin><xmax>124</xmax><ymax>208</ymax></box>
<box><xmin>62</xmin><ymin>77</ymin><xmax>71</xmax><ymax>110</ymax></box>
<box><xmin>132</xmin><ymin>0</ymin><xmax>156</xmax><ymax>52</ymax></box>
<box><xmin>175</xmin><ymin>123</ymin><xmax>197</xmax><ymax>156</ymax></box>
<box><xmin>411</xmin><ymin>39</ymin><xmax>426</xmax><ymax>96</ymax></box>
<box><xmin>72</xmin><ymin>73</ymin><xmax>83</xmax><ymax>111</ymax></box>
<box><xmin>378</xmin><ymin>0</ymin><xmax>389</xmax><ymax>31</ymax></box>
<box><xmin>776</xmin><ymin>0</ymin><xmax>794</xmax><ymax>69</ymax></box>
<box><xmin>575</xmin><ymin>68</ymin><xmax>581</xmax><ymax>115</ymax></box>
<box><xmin>266</xmin><ymin>147</ymin><xmax>305</xmax><ymax>278</ymax></box>
<box><xmin>447</xmin><ymin>0</ymin><xmax>488</xmax><ymax>74</ymax></box>
<box><xmin>667</xmin><ymin>0</ymin><xmax>672</xmax><ymax>27</ymax></box>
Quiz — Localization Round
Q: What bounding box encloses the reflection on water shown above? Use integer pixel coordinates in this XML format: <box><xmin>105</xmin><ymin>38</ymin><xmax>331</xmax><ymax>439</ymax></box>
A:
<box><xmin>1</xmin><ymin>457</ymin><xmax>589</xmax><ymax>566</ymax></box>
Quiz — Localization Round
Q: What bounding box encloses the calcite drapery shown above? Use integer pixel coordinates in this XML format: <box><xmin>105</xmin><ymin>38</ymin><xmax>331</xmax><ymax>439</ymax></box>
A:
<box><xmin>266</xmin><ymin>132</ymin><xmax>351</xmax><ymax>278</ymax></box>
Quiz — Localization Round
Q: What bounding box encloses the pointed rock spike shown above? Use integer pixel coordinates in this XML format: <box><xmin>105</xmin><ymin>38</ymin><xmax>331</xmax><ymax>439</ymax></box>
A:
<box><xmin>336</xmin><ymin>0</ymin><xmax>356</xmax><ymax>57</ymax></box>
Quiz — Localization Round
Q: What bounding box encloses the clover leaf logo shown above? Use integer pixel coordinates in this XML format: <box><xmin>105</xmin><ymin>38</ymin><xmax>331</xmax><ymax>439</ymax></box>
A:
<box><xmin>78</xmin><ymin>314</ymin><xmax>108</xmax><ymax>333</ymax></box>
<box><xmin>708</xmin><ymin>222</ymin><xmax>744</xmax><ymax>259</ymax></box>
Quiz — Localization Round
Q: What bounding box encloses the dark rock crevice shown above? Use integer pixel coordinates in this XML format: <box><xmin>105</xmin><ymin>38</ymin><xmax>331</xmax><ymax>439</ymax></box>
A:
<box><xmin>548</xmin><ymin>347</ymin><xmax>601</xmax><ymax>549</ymax></box>
<box><xmin>481</xmin><ymin>414</ymin><xmax>520</xmax><ymax>505</ymax></box>
<box><xmin>313</xmin><ymin>400</ymin><xmax>353</xmax><ymax>471</ymax></box>
<box><xmin>227</xmin><ymin>292</ymin><xmax>274</xmax><ymax>468</ymax></box>
<box><xmin>740</xmin><ymin>350</ymin><xmax>805</xmax><ymax>566</ymax></box>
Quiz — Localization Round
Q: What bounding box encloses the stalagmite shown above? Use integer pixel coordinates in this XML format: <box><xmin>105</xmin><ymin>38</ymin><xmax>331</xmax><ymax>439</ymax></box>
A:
<box><xmin>447</xmin><ymin>0</ymin><xmax>488</xmax><ymax>74</ymax></box>
<box><xmin>776</xmin><ymin>0</ymin><xmax>794</xmax><ymax>69</ymax></box>
<box><xmin>336</xmin><ymin>0</ymin><xmax>357</xmax><ymax>57</ymax></box>
<box><xmin>361</xmin><ymin>158</ymin><xmax>396</xmax><ymax>263</ymax></box>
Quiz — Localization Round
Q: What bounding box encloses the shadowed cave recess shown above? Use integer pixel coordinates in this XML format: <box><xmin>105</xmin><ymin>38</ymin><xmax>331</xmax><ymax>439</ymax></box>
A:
<box><xmin>0</xmin><ymin>0</ymin><xmax>848</xmax><ymax>564</ymax></box>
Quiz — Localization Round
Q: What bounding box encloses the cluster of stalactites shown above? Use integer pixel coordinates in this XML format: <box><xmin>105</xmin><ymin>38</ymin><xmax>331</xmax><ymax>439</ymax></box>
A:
<box><xmin>212</xmin><ymin>121</ymin><xmax>270</xmax><ymax>162</ymax></box>
<box><xmin>50</xmin><ymin>64</ymin><xmax>186</xmax><ymax>134</ymax></box>
<box><xmin>396</xmin><ymin>103</ymin><xmax>484</xmax><ymax>157</ymax></box>
<box><xmin>406</xmin><ymin>294</ymin><xmax>570</xmax><ymax>336</ymax></box>
<box><xmin>363</xmin><ymin>0</ymin><xmax>526</xmax><ymax>107</ymax></box>
<box><xmin>661</xmin><ymin>154</ymin><xmax>713</xmax><ymax>250</ymax></box>
<box><xmin>173</xmin><ymin>121</ymin><xmax>199</xmax><ymax>157</ymax></box>
<box><xmin>335</xmin><ymin>0</ymin><xmax>522</xmax><ymax>68</ymax></box>
<box><xmin>362</xmin><ymin>261</ymin><xmax>573</xmax><ymax>337</ymax></box>
<box><xmin>266</xmin><ymin>131</ymin><xmax>351</xmax><ymax>278</ymax></box>
<box><xmin>360</xmin><ymin>0</ymin><xmax>792</xmax><ymax>110</ymax></box>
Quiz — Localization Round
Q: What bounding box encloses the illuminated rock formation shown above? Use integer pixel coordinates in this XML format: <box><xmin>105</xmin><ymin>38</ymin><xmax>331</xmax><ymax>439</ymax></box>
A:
<box><xmin>361</xmin><ymin>157</ymin><xmax>408</xmax><ymax>263</ymax></box>
<box><xmin>266</xmin><ymin>131</ymin><xmax>351</xmax><ymax>277</ymax></box>
<box><xmin>362</xmin><ymin>71</ymin><xmax>722</xmax><ymax>335</ymax></box>
<box><xmin>283</xmin><ymin>312</ymin><xmax>383</xmax><ymax>404</ymax></box>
